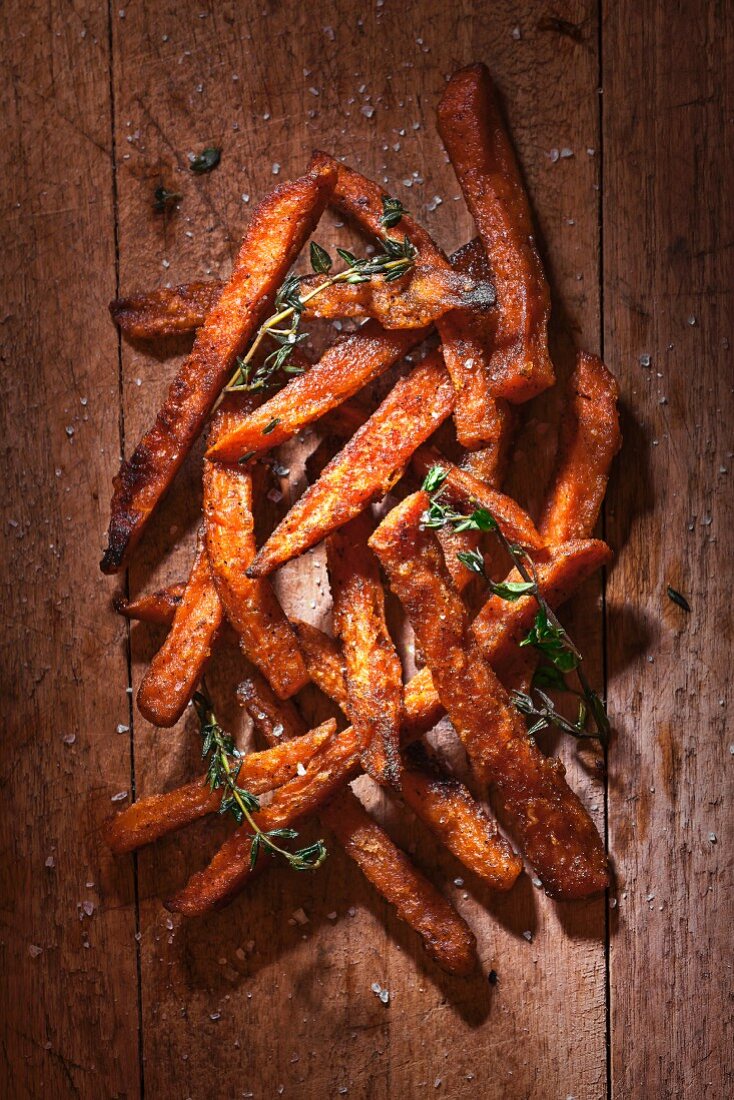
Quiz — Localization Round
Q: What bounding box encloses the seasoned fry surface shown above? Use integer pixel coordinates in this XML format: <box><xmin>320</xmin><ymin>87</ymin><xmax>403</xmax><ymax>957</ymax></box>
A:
<box><xmin>136</xmin><ymin>535</ymin><xmax>222</xmax><ymax>727</ymax></box>
<box><xmin>437</xmin><ymin>63</ymin><xmax>554</xmax><ymax>403</ymax></box>
<box><xmin>328</xmin><ymin>513</ymin><xmax>404</xmax><ymax>787</ymax></box>
<box><xmin>101</xmin><ymin>163</ymin><xmax>335</xmax><ymax>572</ymax></box>
<box><xmin>370</xmin><ymin>493</ymin><xmax>609</xmax><ymax>899</ymax></box>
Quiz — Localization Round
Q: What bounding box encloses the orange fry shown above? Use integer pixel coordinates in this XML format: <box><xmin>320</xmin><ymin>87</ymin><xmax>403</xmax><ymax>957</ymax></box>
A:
<box><xmin>110</xmin><ymin>259</ymin><xmax>483</xmax><ymax>340</ymax></box>
<box><xmin>247</xmin><ymin>351</ymin><xmax>455</xmax><ymax>577</ymax></box>
<box><xmin>137</xmin><ymin>534</ymin><xmax>223</xmax><ymax>727</ymax></box>
<box><xmin>369</xmin><ymin>492</ymin><xmax>609</xmax><ymax>899</ymax></box>
<box><xmin>539</xmin><ymin>352</ymin><xmax>622</xmax><ymax>542</ymax></box>
<box><xmin>206</xmin><ymin>320</ymin><xmax>424</xmax><ymax>463</ymax></box>
<box><xmin>310</xmin><ymin>151</ymin><xmax>501</xmax><ymax>449</ymax></box>
<box><xmin>203</xmin><ymin>454</ymin><xmax>308</xmax><ymax>699</ymax></box>
<box><xmin>437</xmin><ymin>64</ymin><xmax>554</xmax><ymax>403</ymax></box>
<box><xmin>114</xmin><ymin>582</ymin><xmax>185</xmax><ymax>624</ymax></box>
<box><xmin>327</xmin><ymin>512</ymin><xmax>404</xmax><ymax>787</ymax></box>
<box><xmin>104</xmin><ymin>722</ymin><xmax>335</xmax><ymax>855</ymax></box>
<box><xmin>100</xmin><ymin>162</ymin><xmax>336</xmax><ymax>573</ymax></box>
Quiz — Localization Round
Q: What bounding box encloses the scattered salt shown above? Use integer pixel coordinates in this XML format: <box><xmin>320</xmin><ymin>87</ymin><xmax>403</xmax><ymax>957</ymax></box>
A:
<box><xmin>522</xmin><ymin>930</ymin><xmax>533</xmax><ymax>942</ymax></box>
<box><xmin>28</xmin><ymin>944</ymin><xmax>43</xmax><ymax>958</ymax></box>
<box><xmin>110</xmin><ymin>790</ymin><xmax>128</xmax><ymax>803</ymax></box>
<box><xmin>292</xmin><ymin>907</ymin><xmax>309</xmax><ymax>925</ymax></box>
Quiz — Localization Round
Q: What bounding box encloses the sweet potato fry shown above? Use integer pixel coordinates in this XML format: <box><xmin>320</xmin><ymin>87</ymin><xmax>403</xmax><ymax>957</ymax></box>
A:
<box><xmin>369</xmin><ymin>492</ymin><xmax>609</xmax><ymax>899</ymax></box>
<box><xmin>247</xmin><ymin>351</ymin><xmax>455</xmax><ymax>577</ymax></box>
<box><xmin>539</xmin><ymin>352</ymin><xmax>621</xmax><ymax>543</ymax></box>
<box><xmin>114</xmin><ymin>582</ymin><xmax>185</xmax><ymax>624</ymax></box>
<box><xmin>309</xmin><ymin>151</ymin><xmax>502</xmax><ymax>449</ymax></box>
<box><xmin>203</xmin><ymin>455</ymin><xmax>308</xmax><ymax>699</ymax></box>
<box><xmin>104</xmin><ymin>723</ymin><xmax>335</xmax><ymax>854</ymax></box>
<box><xmin>205</xmin><ymin>320</ymin><xmax>425</xmax><ymax>463</ymax></box>
<box><xmin>137</xmin><ymin>533</ymin><xmax>223</xmax><ymax>727</ymax></box>
<box><xmin>110</xmin><ymin>260</ymin><xmax>485</xmax><ymax>341</ymax></box>
<box><xmin>227</xmin><ymin>674</ymin><xmax>478</xmax><ymax>973</ymax></box>
<box><xmin>327</xmin><ymin>512</ymin><xmax>404</xmax><ymax>787</ymax></box>
<box><xmin>411</xmin><ymin>444</ymin><xmax>544</xmax><ymax>551</ymax></box>
<box><xmin>437</xmin><ymin>64</ymin><xmax>554</xmax><ymax>403</ymax></box>
<box><xmin>100</xmin><ymin>162</ymin><xmax>336</xmax><ymax>573</ymax></box>
<box><xmin>110</xmin><ymin>282</ymin><xmax>223</xmax><ymax>340</ymax></box>
<box><xmin>291</xmin><ymin>620</ymin><xmax>521</xmax><ymax>891</ymax></box>
<box><xmin>402</xmin><ymin>743</ymin><xmax>522</xmax><ymax>887</ymax></box>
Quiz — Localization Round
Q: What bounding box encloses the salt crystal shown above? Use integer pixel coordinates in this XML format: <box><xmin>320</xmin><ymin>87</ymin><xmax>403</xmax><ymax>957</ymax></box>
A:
<box><xmin>241</xmin><ymin>193</ymin><xmax>250</xmax><ymax>203</ymax></box>
<box><xmin>28</xmin><ymin>944</ymin><xmax>43</xmax><ymax>958</ymax></box>
<box><xmin>209</xmin><ymin>1012</ymin><xmax>221</xmax><ymax>1021</ymax></box>
<box><xmin>511</xmin><ymin>26</ymin><xmax>521</xmax><ymax>39</ymax></box>
<box><xmin>110</xmin><ymin>790</ymin><xmax>128</xmax><ymax>803</ymax></box>
<box><xmin>62</xmin><ymin>733</ymin><xmax>76</xmax><ymax>745</ymax></box>
<box><xmin>272</xmin><ymin>723</ymin><xmax>284</xmax><ymax>738</ymax></box>
<box><xmin>45</xmin><ymin>856</ymin><xmax>55</xmax><ymax>869</ymax></box>
<box><xmin>453</xmin><ymin>877</ymin><xmax>464</xmax><ymax>887</ymax></box>
<box><xmin>609</xmin><ymin>897</ymin><xmax>617</xmax><ymax>909</ymax></box>
<box><xmin>272</xmin><ymin>163</ymin><xmax>281</xmax><ymax>175</ymax></box>
<box><xmin>292</xmin><ymin>907</ymin><xmax>309</xmax><ymax>925</ymax></box>
<box><xmin>296</xmin><ymin>762</ymin><xmax>307</xmax><ymax>776</ymax></box>
<box><xmin>522</xmin><ymin>930</ymin><xmax>533</xmax><ymax>942</ymax></box>
<box><xmin>82</xmin><ymin>900</ymin><xmax>95</xmax><ymax>917</ymax></box>
<box><xmin>560</xmin><ymin>147</ymin><xmax>573</xmax><ymax>158</ymax></box>
<box><xmin>65</xmin><ymin>426</ymin><xmax>74</xmax><ymax>437</ymax></box>
<box><xmin>687</xmin><ymin>315</ymin><xmax>697</xmax><ymax>325</ymax></box>
<box><xmin>639</xmin><ymin>353</ymin><xmax>651</xmax><ymax>367</ymax></box>
<box><xmin>361</xmin><ymin>105</ymin><xmax>375</xmax><ymax>118</ymax></box>
<box><xmin>347</xmin><ymin>906</ymin><xmax>356</xmax><ymax>917</ymax></box>
<box><xmin>326</xmin><ymin>911</ymin><xmax>337</xmax><ymax>920</ymax></box>
<box><xmin>709</xmin><ymin>832</ymin><xmax>717</xmax><ymax>843</ymax></box>
<box><xmin>116</xmin><ymin>723</ymin><xmax>129</xmax><ymax>734</ymax></box>
<box><xmin>548</xmin><ymin>148</ymin><xmax>560</xmax><ymax>163</ymax></box>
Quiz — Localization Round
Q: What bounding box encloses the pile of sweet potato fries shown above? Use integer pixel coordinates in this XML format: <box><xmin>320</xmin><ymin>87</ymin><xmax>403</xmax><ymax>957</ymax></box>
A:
<box><xmin>103</xmin><ymin>64</ymin><xmax>621</xmax><ymax>976</ymax></box>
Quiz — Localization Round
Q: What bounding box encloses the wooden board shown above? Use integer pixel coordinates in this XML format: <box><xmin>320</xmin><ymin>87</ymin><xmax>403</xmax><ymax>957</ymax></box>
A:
<box><xmin>1</xmin><ymin>1</ymin><xmax>730</xmax><ymax>1097</ymax></box>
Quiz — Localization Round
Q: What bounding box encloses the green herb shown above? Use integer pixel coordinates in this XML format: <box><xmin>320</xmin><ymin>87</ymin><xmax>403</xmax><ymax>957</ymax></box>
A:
<box><xmin>380</xmin><ymin>195</ymin><xmax>408</xmax><ymax>230</ymax></box>
<box><xmin>531</xmin><ymin>662</ymin><xmax>570</xmax><ymax>693</ymax></box>
<box><xmin>667</xmin><ymin>585</ymin><xmax>691</xmax><ymax>612</ymax></box>
<box><xmin>421</xmin><ymin>475</ymin><xmax>610</xmax><ymax>744</ymax></box>
<box><xmin>189</xmin><ymin>147</ymin><xmax>222</xmax><ymax>174</ymax></box>
<box><xmin>153</xmin><ymin>185</ymin><xmax>183</xmax><ymax>213</ymax></box>
<box><xmin>511</xmin><ymin>689</ymin><xmax>598</xmax><ymax>741</ymax></box>
<box><xmin>237</xmin><ymin>451</ymin><xmax>256</xmax><ymax>465</ymax></box>
<box><xmin>309</xmin><ymin>241</ymin><xmax>333</xmax><ymax>274</ymax></box>
<box><xmin>262</xmin><ymin>417</ymin><xmax>281</xmax><ymax>435</ymax></box>
<box><xmin>225</xmin><ymin>235</ymin><xmax>416</xmax><ymax>396</ymax></box>
<box><xmin>193</xmin><ymin>692</ymin><xmax>327</xmax><ymax>872</ymax></box>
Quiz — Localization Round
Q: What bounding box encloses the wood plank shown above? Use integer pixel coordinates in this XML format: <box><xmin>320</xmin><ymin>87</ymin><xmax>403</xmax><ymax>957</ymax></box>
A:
<box><xmin>603</xmin><ymin>2</ymin><xmax>733</xmax><ymax>1095</ymax></box>
<box><xmin>108</xmin><ymin>2</ymin><xmax>608</xmax><ymax>1098</ymax></box>
<box><xmin>0</xmin><ymin>3</ymin><xmax>141</xmax><ymax>1097</ymax></box>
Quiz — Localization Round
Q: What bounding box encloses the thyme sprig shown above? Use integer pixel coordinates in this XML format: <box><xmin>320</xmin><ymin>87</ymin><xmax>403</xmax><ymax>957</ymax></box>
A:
<box><xmin>225</xmin><ymin>215</ymin><xmax>416</xmax><ymax>394</ymax></box>
<box><xmin>420</xmin><ymin>467</ymin><xmax>610</xmax><ymax>744</ymax></box>
<box><xmin>193</xmin><ymin>692</ymin><xmax>327</xmax><ymax>872</ymax></box>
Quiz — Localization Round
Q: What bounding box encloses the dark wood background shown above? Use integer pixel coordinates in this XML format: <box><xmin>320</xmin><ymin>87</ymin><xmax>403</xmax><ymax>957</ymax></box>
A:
<box><xmin>1</xmin><ymin>1</ymin><xmax>731</xmax><ymax>1097</ymax></box>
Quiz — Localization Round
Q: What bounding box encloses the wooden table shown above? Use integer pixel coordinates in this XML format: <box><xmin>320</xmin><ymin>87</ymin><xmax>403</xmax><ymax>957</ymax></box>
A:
<box><xmin>2</xmin><ymin>2</ymin><xmax>731</xmax><ymax>1097</ymax></box>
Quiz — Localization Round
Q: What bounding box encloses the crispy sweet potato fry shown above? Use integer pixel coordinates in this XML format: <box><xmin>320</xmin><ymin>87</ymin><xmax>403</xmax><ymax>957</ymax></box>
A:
<box><xmin>309</xmin><ymin>151</ymin><xmax>501</xmax><ymax>449</ymax></box>
<box><xmin>137</xmin><ymin>534</ymin><xmax>223</xmax><ymax>727</ymax></box>
<box><xmin>205</xmin><ymin>320</ymin><xmax>425</xmax><ymax>463</ymax></box>
<box><xmin>327</xmin><ymin>512</ymin><xmax>404</xmax><ymax>787</ymax></box>
<box><xmin>110</xmin><ymin>282</ymin><xmax>223</xmax><ymax>340</ymax></box>
<box><xmin>114</xmin><ymin>582</ymin><xmax>185</xmax><ymax>624</ymax></box>
<box><xmin>110</xmin><ymin>260</ymin><xmax>485</xmax><ymax>340</ymax></box>
<box><xmin>247</xmin><ymin>351</ymin><xmax>455</xmax><ymax>577</ymax></box>
<box><xmin>539</xmin><ymin>352</ymin><xmax>622</xmax><ymax>542</ymax></box>
<box><xmin>203</xmin><ymin>454</ymin><xmax>308</xmax><ymax>699</ymax></box>
<box><xmin>411</xmin><ymin>444</ymin><xmax>544</xmax><ymax>551</ymax></box>
<box><xmin>101</xmin><ymin>162</ymin><xmax>336</xmax><ymax>573</ymax></box>
<box><xmin>229</xmin><ymin>674</ymin><xmax>477</xmax><ymax>973</ymax></box>
<box><xmin>369</xmin><ymin>492</ymin><xmax>609</xmax><ymax>899</ymax></box>
<box><xmin>291</xmin><ymin>620</ymin><xmax>521</xmax><ymax>891</ymax></box>
<box><xmin>104</xmin><ymin>723</ymin><xmax>335</xmax><ymax>854</ymax></box>
<box><xmin>437</xmin><ymin>64</ymin><xmax>554</xmax><ymax>403</ymax></box>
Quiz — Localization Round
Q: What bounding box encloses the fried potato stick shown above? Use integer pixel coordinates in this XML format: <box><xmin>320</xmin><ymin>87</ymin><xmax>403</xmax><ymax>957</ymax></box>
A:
<box><xmin>202</xmin><ymin>453</ymin><xmax>308</xmax><ymax>698</ymax></box>
<box><xmin>206</xmin><ymin>320</ymin><xmax>425</xmax><ymax>463</ymax></box>
<box><xmin>114</xmin><ymin>582</ymin><xmax>186</xmax><ymax>624</ymax></box>
<box><xmin>104</xmin><ymin>722</ymin><xmax>335</xmax><ymax>854</ymax></box>
<box><xmin>291</xmin><ymin>619</ymin><xmax>522</xmax><ymax>891</ymax></box>
<box><xmin>137</xmin><ymin>534</ymin><xmax>223</xmax><ymax>727</ymax></box>
<box><xmin>178</xmin><ymin>672</ymin><xmax>478</xmax><ymax>974</ymax></box>
<box><xmin>539</xmin><ymin>352</ymin><xmax>622</xmax><ymax>543</ymax></box>
<box><xmin>369</xmin><ymin>492</ymin><xmax>609</xmax><ymax>899</ymax></box>
<box><xmin>437</xmin><ymin>64</ymin><xmax>554</xmax><ymax>403</ymax></box>
<box><xmin>327</xmin><ymin>512</ymin><xmax>404</xmax><ymax>787</ymax></box>
<box><xmin>309</xmin><ymin>151</ymin><xmax>501</xmax><ymax>449</ymax></box>
<box><xmin>110</xmin><ymin>260</ymin><xmax>483</xmax><ymax>340</ymax></box>
<box><xmin>101</xmin><ymin>162</ymin><xmax>336</xmax><ymax>573</ymax></box>
<box><xmin>247</xmin><ymin>351</ymin><xmax>455</xmax><ymax>577</ymax></box>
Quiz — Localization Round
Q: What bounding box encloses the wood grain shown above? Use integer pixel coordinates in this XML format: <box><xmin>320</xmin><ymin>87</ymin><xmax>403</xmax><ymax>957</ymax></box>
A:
<box><xmin>2</xmin><ymin>0</ymin><xmax>730</xmax><ymax>1097</ymax></box>
<box><xmin>603</xmin><ymin>2</ymin><xmax>734</xmax><ymax>1096</ymax></box>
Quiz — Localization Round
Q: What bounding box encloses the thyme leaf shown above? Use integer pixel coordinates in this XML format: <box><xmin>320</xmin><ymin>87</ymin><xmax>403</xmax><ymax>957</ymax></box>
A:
<box><xmin>189</xmin><ymin>147</ymin><xmax>221</xmax><ymax>174</ymax></box>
